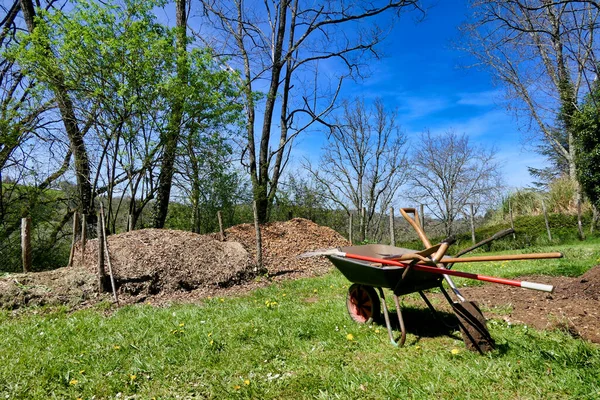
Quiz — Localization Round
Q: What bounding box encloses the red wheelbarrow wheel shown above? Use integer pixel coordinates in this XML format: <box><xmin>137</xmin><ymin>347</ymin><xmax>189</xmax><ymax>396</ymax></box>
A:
<box><xmin>346</xmin><ymin>284</ymin><xmax>381</xmax><ymax>324</ymax></box>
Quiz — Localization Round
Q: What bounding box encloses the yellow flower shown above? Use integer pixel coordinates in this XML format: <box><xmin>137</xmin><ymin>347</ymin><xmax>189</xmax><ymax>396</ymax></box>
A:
<box><xmin>130</xmin><ymin>374</ymin><xmax>137</xmax><ymax>381</ymax></box>
<box><xmin>234</xmin><ymin>385</ymin><xmax>241</xmax><ymax>390</ymax></box>
<box><xmin>282</xmin><ymin>293</ymin><xmax>286</xmax><ymax>297</ymax></box>
<box><xmin>313</xmin><ymin>289</ymin><xmax>318</xmax><ymax>293</ymax></box>
<box><xmin>346</xmin><ymin>333</ymin><xmax>354</xmax><ymax>341</ymax></box>
<box><xmin>79</xmin><ymin>370</ymin><xmax>85</xmax><ymax>375</ymax></box>
<box><xmin>208</xmin><ymin>332</ymin><xmax>212</xmax><ymax>337</ymax></box>
<box><xmin>244</xmin><ymin>379</ymin><xmax>250</xmax><ymax>385</ymax></box>
<box><xmin>113</xmin><ymin>345</ymin><xmax>121</xmax><ymax>350</ymax></box>
<box><xmin>220</xmin><ymin>298</ymin><xmax>225</xmax><ymax>302</ymax></box>
<box><xmin>415</xmin><ymin>345</ymin><xmax>421</xmax><ymax>350</ymax></box>
<box><xmin>451</xmin><ymin>348</ymin><xmax>460</xmax><ymax>355</ymax></box>
<box><xmin>69</xmin><ymin>379</ymin><xmax>79</xmax><ymax>385</ymax></box>
<box><xmin>374</xmin><ymin>329</ymin><xmax>380</xmax><ymax>334</ymax></box>
<box><xmin>209</xmin><ymin>340</ymin><xmax>214</xmax><ymax>345</ymax></box>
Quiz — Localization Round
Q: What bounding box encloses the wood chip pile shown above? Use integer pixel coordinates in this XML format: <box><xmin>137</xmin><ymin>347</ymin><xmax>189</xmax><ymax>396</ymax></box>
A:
<box><xmin>225</xmin><ymin>218</ymin><xmax>350</xmax><ymax>279</ymax></box>
<box><xmin>73</xmin><ymin>229</ymin><xmax>254</xmax><ymax>295</ymax></box>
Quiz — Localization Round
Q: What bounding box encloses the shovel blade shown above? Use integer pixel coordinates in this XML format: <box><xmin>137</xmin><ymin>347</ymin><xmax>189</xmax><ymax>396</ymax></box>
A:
<box><xmin>452</xmin><ymin>301</ymin><xmax>495</xmax><ymax>354</ymax></box>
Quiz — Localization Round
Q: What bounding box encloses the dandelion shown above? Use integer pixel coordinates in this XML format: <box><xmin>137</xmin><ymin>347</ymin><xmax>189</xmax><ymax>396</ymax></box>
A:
<box><xmin>282</xmin><ymin>293</ymin><xmax>286</xmax><ymax>297</ymax></box>
<box><xmin>208</xmin><ymin>332</ymin><xmax>212</xmax><ymax>337</ymax></box>
<box><xmin>220</xmin><ymin>298</ymin><xmax>225</xmax><ymax>302</ymax></box>
<box><xmin>210</xmin><ymin>340</ymin><xmax>214</xmax><ymax>345</ymax></box>
<box><xmin>374</xmin><ymin>329</ymin><xmax>380</xmax><ymax>334</ymax></box>
<box><xmin>415</xmin><ymin>346</ymin><xmax>421</xmax><ymax>350</ymax></box>
<box><xmin>313</xmin><ymin>289</ymin><xmax>318</xmax><ymax>293</ymax></box>
<box><xmin>346</xmin><ymin>333</ymin><xmax>354</xmax><ymax>341</ymax></box>
<box><xmin>234</xmin><ymin>385</ymin><xmax>241</xmax><ymax>390</ymax></box>
<box><xmin>69</xmin><ymin>379</ymin><xmax>79</xmax><ymax>385</ymax></box>
<box><xmin>244</xmin><ymin>379</ymin><xmax>250</xmax><ymax>385</ymax></box>
<box><xmin>130</xmin><ymin>374</ymin><xmax>137</xmax><ymax>382</ymax></box>
<box><xmin>179</xmin><ymin>323</ymin><xmax>185</xmax><ymax>327</ymax></box>
<box><xmin>113</xmin><ymin>345</ymin><xmax>121</xmax><ymax>350</ymax></box>
<box><xmin>79</xmin><ymin>370</ymin><xmax>85</xmax><ymax>375</ymax></box>
<box><xmin>451</xmin><ymin>348</ymin><xmax>460</xmax><ymax>355</ymax></box>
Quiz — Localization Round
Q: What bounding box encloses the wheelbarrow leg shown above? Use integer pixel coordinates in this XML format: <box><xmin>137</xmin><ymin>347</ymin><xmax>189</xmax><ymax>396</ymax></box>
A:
<box><xmin>392</xmin><ymin>294</ymin><xmax>407</xmax><ymax>347</ymax></box>
<box><xmin>377</xmin><ymin>288</ymin><xmax>400</xmax><ymax>347</ymax></box>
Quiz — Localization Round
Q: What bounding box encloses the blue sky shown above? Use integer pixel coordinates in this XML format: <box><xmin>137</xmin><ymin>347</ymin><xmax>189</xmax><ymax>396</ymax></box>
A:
<box><xmin>294</xmin><ymin>0</ymin><xmax>548</xmax><ymax>190</ymax></box>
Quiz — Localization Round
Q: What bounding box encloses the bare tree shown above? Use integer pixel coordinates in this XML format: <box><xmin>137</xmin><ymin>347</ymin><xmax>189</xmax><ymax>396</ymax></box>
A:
<box><xmin>408</xmin><ymin>130</ymin><xmax>502</xmax><ymax>237</ymax></box>
<box><xmin>305</xmin><ymin>98</ymin><xmax>408</xmax><ymax>242</ymax></box>
<box><xmin>197</xmin><ymin>0</ymin><xmax>422</xmax><ymax>222</ymax></box>
<box><xmin>461</xmin><ymin>0</ymin><xmax>599</xmax><ymax>237</ymax></box>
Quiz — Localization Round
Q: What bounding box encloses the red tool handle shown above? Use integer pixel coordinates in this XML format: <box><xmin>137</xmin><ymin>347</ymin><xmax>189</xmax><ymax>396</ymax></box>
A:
<box><xmin>341</xmin><ymin>252</ymin><xmax>554</xmax><ymax>293</ymax></box>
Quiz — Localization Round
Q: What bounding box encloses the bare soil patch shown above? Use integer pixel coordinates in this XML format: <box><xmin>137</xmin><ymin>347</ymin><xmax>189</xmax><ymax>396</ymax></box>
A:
<box><xmin>458</xmin><ymin>267</ymin><xmax>600</xmax><ymax>344</ymax></box>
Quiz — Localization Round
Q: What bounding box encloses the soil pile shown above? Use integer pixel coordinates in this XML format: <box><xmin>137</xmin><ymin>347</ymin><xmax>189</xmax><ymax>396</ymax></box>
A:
<box><xmin>460</xmin><ymin>265</ymin><xmax>600</xmax><ymax>343</ymax></box>
<box><xmin>72</xmin><ymin>229</ymin><xmax>254</xmax><ymax>295</ymax></box>
<box><xmin>224</xmin><ymin>218</ymin><xmax>350</xmax><ymax>279</ymax></box>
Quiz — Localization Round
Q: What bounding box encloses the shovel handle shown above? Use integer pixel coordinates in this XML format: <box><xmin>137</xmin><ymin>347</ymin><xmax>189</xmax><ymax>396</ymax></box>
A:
<box><xmin>400</xmin><ymin>208</ymin><xmax>432</xmax><ymax>248</ymax></box>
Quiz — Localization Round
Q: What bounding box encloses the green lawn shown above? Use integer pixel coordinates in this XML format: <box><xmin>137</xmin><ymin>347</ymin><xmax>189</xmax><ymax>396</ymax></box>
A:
<box><xmin>0</xmin><ymin>240</ymin><xmax>599</xmax><ymax>399</ymax></box>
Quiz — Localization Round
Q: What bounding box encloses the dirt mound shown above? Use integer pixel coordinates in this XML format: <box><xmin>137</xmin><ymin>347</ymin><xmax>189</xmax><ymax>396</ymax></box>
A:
<box><xmin>72</xmin><ymin>229</ymin><xmax>254</xmax><ymax>295</ymax></box>
<box><xmin>459</xmin><ymin>265</ymin><xmax>600</xmax><ymax>343</ymax></box>
<box><xmin>225</xmin><ymin>218</ymin><xmax>350</xmax><ymax>279</ymax></box>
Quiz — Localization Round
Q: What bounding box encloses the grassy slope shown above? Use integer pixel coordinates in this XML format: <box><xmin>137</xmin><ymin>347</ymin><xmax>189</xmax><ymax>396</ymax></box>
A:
<box><xmin>1</xmin><ymin>239</ymin><xmax>599</xmax><ymax>399</ymax></box>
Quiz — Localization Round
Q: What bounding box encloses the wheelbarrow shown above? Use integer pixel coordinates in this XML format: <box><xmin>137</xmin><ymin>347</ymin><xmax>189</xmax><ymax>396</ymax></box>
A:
<box><xmin>301</xmin><ymin>208</ymin><xmax>562</xmax><ymax>353</ymax></box>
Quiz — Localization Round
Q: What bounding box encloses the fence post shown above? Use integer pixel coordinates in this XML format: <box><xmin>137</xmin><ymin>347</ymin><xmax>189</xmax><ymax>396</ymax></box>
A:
<box><xmin>217</xmin><ymin>211</ymin><xmax>225</xmax><ymax>241</ymax></box>
<box><xmin>81</xmin><ymin>214</ymin><xmax>87</xmax><ymax>262</ymax></box>
<box><xmin>97</xmin><ymin>211</ymin><xmax>106</xmax><ymax>293</ymax></box>
<box><xmin>469</xmin><ymin>203</ymin><xmax>476</xmax><ymax>244</ymax></box>
<box><xmin>577</xmin><ymin>195</ymin><xmax>585</xmax><ymax>240</ymax></box>
<box><xmin>348</xmin><ymin>213</ymin><xmax>353</xmax><ymax>244</ymax></box>
<box><xmin>252</xmin><ymin>201</ymin><xmax>263</xmax><ymax>273</ymax></box>
<box><xmin>508</xmin><ymin>198</ymin><xmax>516</xmax><ymax>239</ymax></box>
<box><xmin>389</xmin><ymin>207</ymin><xmax>395</xmax><ymax>246</ymax></box>
<box><xmin>127</xmin><ymin>214</ymin><xmax>133</xmax><ymax>232</ymax></box>
<box><xmin>420</xmin><ymin>204</ymin><xmax>425</xmax><ymax>232</ymax></box>
<box><xmin>21</xmin><ymin>217</ymin><xmax>32</xmax><ymax>273</ymax></box>
<box><xmin>541</xmin><ymin>199</ymin><xmax>552</xmax><ymax>241</ymax></box>
<box><xmin>68</xmin><ymin>212</ymin><xmax>80</xmax><ymax>267</ymax></box>
<box><xmin>361</xmin><ymin>207</ymin><xmax>366</xmax><ymax>242</ymax></box>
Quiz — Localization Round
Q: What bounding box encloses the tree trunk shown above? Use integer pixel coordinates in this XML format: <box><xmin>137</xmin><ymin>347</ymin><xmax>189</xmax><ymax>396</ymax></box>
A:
<box><xmin>19</xmin><ymin>0</ymin><xmax>95</xmax><ymax>224</ymax></box>
<box><xmin>153</xmin><ymin>0</ymin><xmax>187</xmax><ymax>228</ymax></box>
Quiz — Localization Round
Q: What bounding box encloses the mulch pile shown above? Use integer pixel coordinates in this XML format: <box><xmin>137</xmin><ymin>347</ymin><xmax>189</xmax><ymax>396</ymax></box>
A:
<box><xmin>224</xmin><ymin>217</ymin><xmax>350</xmax><ymax>280</ymax></box>
<box><xmin>0</xmin><ymin>218</ymin><xmax>349</xmax><ymax>309</ymax></box>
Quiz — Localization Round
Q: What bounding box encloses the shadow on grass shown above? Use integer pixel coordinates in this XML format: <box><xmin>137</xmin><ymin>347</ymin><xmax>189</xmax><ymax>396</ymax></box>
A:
<box><xmin>375</xmin><ymin>305</ymin><xmax>462</xmax><ymax>343</ymax></box>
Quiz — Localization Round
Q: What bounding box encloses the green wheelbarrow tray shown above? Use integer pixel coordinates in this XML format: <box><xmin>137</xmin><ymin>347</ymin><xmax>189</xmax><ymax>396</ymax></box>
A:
<box><xmin>329</xmin><ymin>245</ymin><xmax>442</xmax><ymax>296</ymax></box>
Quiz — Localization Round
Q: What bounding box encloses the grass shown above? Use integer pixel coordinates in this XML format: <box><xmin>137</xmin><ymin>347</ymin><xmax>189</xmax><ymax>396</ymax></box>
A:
<box><xmin>0</xmin><ymin>240</ymin><xmax>599</xmax><ymax>399</ymax></box>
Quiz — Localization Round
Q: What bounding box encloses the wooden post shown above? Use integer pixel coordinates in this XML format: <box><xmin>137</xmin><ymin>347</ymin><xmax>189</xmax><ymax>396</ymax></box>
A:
<box><xmin>419</xmin><ymin>204</ymin><xmax>425</xmax><ymax>232</ymax></box>
<box><xmin>68</xmin><ymin>212</ymin><xmax>80</xmax><ymax>267</ymax></box>
<box><xmin>361</xmin><ymin>207</ymin><xmax>366</xmax><ymax>242</ymax></box>
<box><xmin>348</xmin><ymin>213</ymin><xmax>353</xmax><ymax>244</ymax></box>
<box><xmin>389</xmin><ymin>207</ymin><xmax>395</xmax><ymax>247</ymax></box>
<box><xmin>577</xmin><ymin>195</ymin><xmax>585</xmax><ymax>240</ymax></box>
<box><xmin>541</xmin><ymin>199</ymin><xmax>552</xmax><ymax>241</ymax></box>
<box><xmin>127</xmin><ymin>214</ymin><xmax>133</xmax><ymax>232</ymax></box>
<box><xmin>97</xmin><ymin>211</ymin><xmax>106</xmax><ymax>293</ymax></box>
<box><xmin>508</xmin><ymin>198</ymin><xmax>516</xmax><ymax>239</ymax></box>
<box><xmin>100</xmin><ymin>203</ymin><xmax>119</xmax><ymax>305</ymax></box>
<box><xmin>217</xmin><ymin>211</ymin><xmax>225</xmax><ymax>241</ymax></box>
<box><xmin>21</xmin><ymin>217</ymin><xmax>32</xmax><ymax>273</ymax></box>
<box><xmin>81</xmin><ymin>214</ymin><xmax>87</xmax><ymax>262</ymax></box>
<box><xmin>252</xmin><ymin>201</ymin><xmax>263</xmax><ymax>273</ymax></box>
<box><xmin>469</xmin><ymin>203</ymin><xmax>476</xmax><ymax>244</ymax></box>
